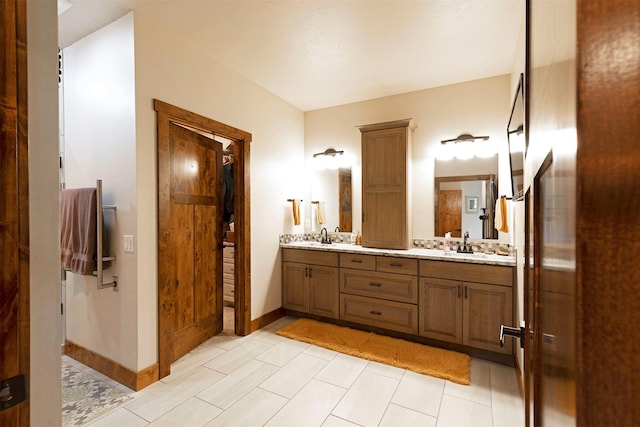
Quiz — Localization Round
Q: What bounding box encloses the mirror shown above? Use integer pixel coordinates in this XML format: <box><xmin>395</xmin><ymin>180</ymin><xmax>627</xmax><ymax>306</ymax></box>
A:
<box><xmin>434</xmin><ymin>156</ymin><xmax>499</xmax><ymax>239</ymax></box>
<box><xmin>310</xmin><ymin>167</ymin><xmax>352</xmax><ymax>232</ymax></box>
<box><xmin>508</xmin><ymin>73</ymin><xmax>525</xmax><ymax>198</ymax></box>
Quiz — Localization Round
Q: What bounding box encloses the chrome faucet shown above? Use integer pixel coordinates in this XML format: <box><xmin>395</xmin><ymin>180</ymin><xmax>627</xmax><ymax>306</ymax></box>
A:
<box><xmin>457</xmin><ymin>231</ymin><xmax>473</xmax><ymax>254</ymax></box>
<box><xmin>320</xmin><ymin>227</ymin><xmax>331</xmax><ymax>244</ymax></box>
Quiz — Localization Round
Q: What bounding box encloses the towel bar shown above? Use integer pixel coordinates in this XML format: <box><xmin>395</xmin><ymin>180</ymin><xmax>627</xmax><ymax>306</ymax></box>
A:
<box><xmin>96</xmin><ymin>179</ymin><xmax>117</xmax><ymax>290</ymax></box>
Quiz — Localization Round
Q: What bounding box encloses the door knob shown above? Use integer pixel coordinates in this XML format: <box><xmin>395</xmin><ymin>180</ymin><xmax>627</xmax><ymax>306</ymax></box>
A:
<box><xmin>0</xmin><ymin>374</ymin><xmax>27</xmax><ymax>411</ymax></box>
<box><xmin>500</xmin><ymin>324</ymin><xmax>525</xmax><ymax>348</ymax></box>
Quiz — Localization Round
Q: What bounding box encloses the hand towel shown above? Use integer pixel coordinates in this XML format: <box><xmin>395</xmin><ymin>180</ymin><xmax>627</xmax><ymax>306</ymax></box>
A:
<box><xmin>316</xmin><ymin>202</ymin><xmax>326</xmax><ymax>225</ymax></box>
<box><xmin>291</xmin><ymin>199</ymin><xmax>301</xmax><ymax>226</ymax></box>
<box><xmin>60</xmin><ymin>188</ymin><xmax>97</xmax><ymax>275</ymax></box>
<box><xmin>494</xmin><ymin>196</ymin><xmax>509</xmax><ymax>233</ymax></box>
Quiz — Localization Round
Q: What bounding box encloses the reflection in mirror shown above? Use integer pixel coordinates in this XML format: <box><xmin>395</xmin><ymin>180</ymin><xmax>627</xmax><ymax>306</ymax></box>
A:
<box><xmin>338</xmin><ymin>168</ymin><xmax>352</xmax><ymax>232</ymax></box>
<box><xmin>434</xmin><ymin>155</ymin><xmax>498</xmax><ymax>239</ymax></box>
<box><xmin>508</xmin><ymin>73</ymin><xmax>525</xmax><ymax>198</ymax></box>
<box><xmin>310</xmin><ymin>167</ymin><xmax>352</xmax><ymax>232</ymax></box>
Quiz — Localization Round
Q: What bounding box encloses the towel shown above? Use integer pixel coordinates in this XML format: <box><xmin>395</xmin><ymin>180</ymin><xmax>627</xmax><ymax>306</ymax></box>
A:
<box><xmin>316</xmin><ymin>202</ymin><xmax>326</xmax><ymax>225</ymax></box>
<box><xmin>60</xmin><ymin>188</ymin><xmax>97</xmax><ymax>275</ymax></box>
<box><xmin>291</xmin><ymin>199</ymin><xmax>301</xmax><ymax>226</ymax></box>
<box><xmin>494</xmin><ymin>196</ymin><xmax>509</xmax><ymax>233</ymax></box>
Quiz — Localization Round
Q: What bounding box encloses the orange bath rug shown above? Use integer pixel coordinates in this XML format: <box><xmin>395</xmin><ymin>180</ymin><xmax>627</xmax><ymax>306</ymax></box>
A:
<box><xmin>276</xmin><ymin>318</ymin><xmax>470</xmax><ymax>385</ymax></box>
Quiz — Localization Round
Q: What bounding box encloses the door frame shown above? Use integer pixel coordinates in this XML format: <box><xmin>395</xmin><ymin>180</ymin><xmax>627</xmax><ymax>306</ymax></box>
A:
<box><xmin>154</xmin><ymin>99</ymin><xmax>251</xmax><ymax>378</ymax></box>
<box><xmin>1</xmin><ymin>0</ymin><xmax>30</xmax><ymax>425</ymax></box>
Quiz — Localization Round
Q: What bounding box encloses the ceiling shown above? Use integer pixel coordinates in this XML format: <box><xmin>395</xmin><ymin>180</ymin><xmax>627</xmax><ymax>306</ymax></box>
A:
<box><xmin>58</xmin><ymin>0</ymin><xmax>525</xmax><ymax>112</ymax></box>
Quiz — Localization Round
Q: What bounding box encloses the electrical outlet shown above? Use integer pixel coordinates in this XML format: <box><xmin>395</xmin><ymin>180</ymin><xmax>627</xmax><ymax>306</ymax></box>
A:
<box><xmin>124</xmin><ymin>235</ymin><xmax>134</xmax><ymax>253</ymax></box>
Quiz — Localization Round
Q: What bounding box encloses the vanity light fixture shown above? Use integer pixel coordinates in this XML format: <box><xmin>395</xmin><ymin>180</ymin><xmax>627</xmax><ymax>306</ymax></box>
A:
<box><xmin>438</xmin><ymin>133</ymin><xmax>494</xmax><ymax>160</ymax></box>
<box><xmin>312</xmin><ymin>148</ymin><xmax>348</xmax><ymax>170</ymax></box>
<box><xmin>313</xmin><ymin>148</ymin><xmax>344</xmax><ymax>158</ymax></box>
<box><xmin>440</xmin><ymin>133</ymin><xmax>490</xmax><ymax>145</ymax></box>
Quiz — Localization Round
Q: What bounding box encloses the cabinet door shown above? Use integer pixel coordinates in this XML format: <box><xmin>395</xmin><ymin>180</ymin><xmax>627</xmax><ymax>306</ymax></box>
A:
<box><xmin>419</xmin><ymin>278</ymin><xmax>463</xmax><ymax>344</ymax></box>
<box><xmin>463</xmin><ymin>282</ymin><xmax>513</xmax><ymax>353</ymax></box>
<box><xmin>308</xmin><ymin>265</ymin><xmax>339</xmax><ymax>319</ymax></box>
<box><xmin>282</xmin><ymin>262</ymin><xmax>309</xmax><ymax>312</ymax></box>
<box><xmin>361</xmin><ymin>124</ymin><xmax>409</xmax><ymax>249</ymax></box>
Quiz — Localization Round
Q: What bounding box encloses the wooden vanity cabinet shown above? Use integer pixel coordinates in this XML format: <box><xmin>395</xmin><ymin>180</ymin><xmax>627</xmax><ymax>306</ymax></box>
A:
<box><xmin>419</xmin><ymin>260</ymin><xmax>514</xmax><ymax>354</ymax></box>
<box><xmin>359</xmin><ymin>119</ymin><xmax>413</xmax><ymax>250</ymax></box>
<box><xmin>340</xmin><ymin>255</ymin><xmax>418</xmax><ymax>334</ymax></box>
<box><xmin>282</xmin><ymin>249</ymin><xmax>339</xmax><ymax>319</ymax></box>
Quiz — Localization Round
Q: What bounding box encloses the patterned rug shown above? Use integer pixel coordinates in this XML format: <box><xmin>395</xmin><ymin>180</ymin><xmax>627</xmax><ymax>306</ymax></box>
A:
<box><xmin>62</xmin><ymin>359</ymin><xmax>134</xmax><ymax>426</ymax></box>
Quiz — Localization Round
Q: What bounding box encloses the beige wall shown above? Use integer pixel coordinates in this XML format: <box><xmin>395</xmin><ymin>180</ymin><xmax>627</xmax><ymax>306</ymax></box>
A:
<box><xmin>62</xmin><ymin>13</ymin><xmax>139</xmax><ymax>370</ymax></box>
<box><xmin>27</xmin><ymin>0</ymin><xmax>62</xmax><ymax>424</ymax></box>
<box><xmin>132</xmin><ymin>13</ymin><xmax>305</xmax><ymax>368</ymax></box>
<box><xmin>304</xmin><ymin>74</ymin><xmax>512</xmax><ymax>243</ymax></box>
<box><xmin>59</xmin><ymin>11</ymin><xmax>306</xmax><ymax>372</ymax></box>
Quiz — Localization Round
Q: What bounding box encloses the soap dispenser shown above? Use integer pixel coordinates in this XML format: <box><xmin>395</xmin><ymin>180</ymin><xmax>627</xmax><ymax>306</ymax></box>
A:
<box><xmin>444</xmin><ymin>232</ymin><xmax>451</xmax><ymax>254</ymax></box>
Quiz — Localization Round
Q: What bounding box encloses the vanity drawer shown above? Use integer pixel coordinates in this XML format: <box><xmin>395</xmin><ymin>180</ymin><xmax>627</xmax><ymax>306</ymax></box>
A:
<box><xmin>283</xmin><ymin>248</ymin><xmax>339</xmax><ymax>267</ymax></box>
<box><xmin>340</xmin><ymin>294</ymin><xmax>418</xmax><ymax>335</ymax></box>
<box><xmin>419</xmin><ymin>260</ymin><xmax>513</xmax><ymax>286</ymax></box>
<box><xmin>339</xmin><ymin>253</ymin><xmax>375</xmax><ymax>270</ymax></box>
<box><xmin>341</xmin><ymin>269</ymin><xmax>417</xmax><ymax>304</ymax></box>
<box><xmin>377</xmin><ymin>256</ymin><xmax>418</xmax><ymax>275</ymax></box>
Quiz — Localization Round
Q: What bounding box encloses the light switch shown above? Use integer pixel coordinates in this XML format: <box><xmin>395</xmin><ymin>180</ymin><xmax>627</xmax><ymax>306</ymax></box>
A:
<box><xmin>124</xmin><ymin>235</ymin><xmax>134</xmax><ymax>253</ymax></box>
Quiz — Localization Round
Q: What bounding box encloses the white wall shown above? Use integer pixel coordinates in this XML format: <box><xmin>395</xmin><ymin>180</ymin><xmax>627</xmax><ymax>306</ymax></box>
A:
<box><xmin>27</xmin><ymin>0</ymin><xmax>62</xmax><ymax>424</ymax></box>
<box><xmin>133</xmin><ymin>13</ymin><xmax>305</xmax><ymax>368</ymax></box>
<box><xmin>62</xmin><ymin>14</ymin><xmax>139</xmax><ymax>370</ymax></box>
<box><xmin>304</xmin><ymin>75</ymin><xmax>512</xmax><ymax>242</ymax></box>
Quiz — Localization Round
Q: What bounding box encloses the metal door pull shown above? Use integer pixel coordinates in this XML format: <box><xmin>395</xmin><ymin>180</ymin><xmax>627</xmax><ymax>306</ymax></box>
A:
<box><xmin>500</xmin><ymin>325</ymin><xmax>525</xmax><ymax>348</ymax></box>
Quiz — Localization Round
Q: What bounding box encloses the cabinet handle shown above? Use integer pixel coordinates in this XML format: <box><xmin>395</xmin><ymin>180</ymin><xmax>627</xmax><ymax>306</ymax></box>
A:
<box><xmin>458</xmin><ymin>285</ymin><xmax>461</xmax><ymax>298</ymax></box>
<box><xmin>351</xmin><ymin>259</ymin><xmax>363</xmax><ymax>263</ymax></box>
<box><xmin>390</xmin><ymin>262</ymin><xmax>402</xmax><ymax>267</ymax></box>
<box><xmin>369</xmin><ymin>282</ymin><xmax>382</xmax><ymax>287</ymax></box>
<box><xmin>464</xmin><ymin>285</ymin><xmax>468</xmax><ymax>299</ymax></box>
<box><xmin>370</xmin><ymin>310</ymin><xmax>382</xmax><ymax>316</ymax></box>
<box><xmin>308</xmin><ymin>267</ymin><xmax>313</xmax><ymax>278</ymax></box>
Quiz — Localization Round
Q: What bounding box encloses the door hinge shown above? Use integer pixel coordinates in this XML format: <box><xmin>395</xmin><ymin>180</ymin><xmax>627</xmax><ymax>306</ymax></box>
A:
<box><xmin>61</xmin><ymin>303</ymin><xmax>64</xmax><ymax>315</ymax></box>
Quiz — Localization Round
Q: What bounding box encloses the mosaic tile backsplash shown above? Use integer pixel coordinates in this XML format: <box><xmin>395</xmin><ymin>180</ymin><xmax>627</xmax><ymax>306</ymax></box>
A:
<box><xmin>279</xmin><ymin>232</ymin><xmax>514</xmax><ymax>255</ymax></box>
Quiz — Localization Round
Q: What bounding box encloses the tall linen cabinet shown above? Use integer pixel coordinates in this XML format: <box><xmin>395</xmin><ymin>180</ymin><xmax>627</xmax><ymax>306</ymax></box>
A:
<box><xmin>359</xmin><ymin>119</ymin><xmax>413</xmax><ymax>250</ymax></box>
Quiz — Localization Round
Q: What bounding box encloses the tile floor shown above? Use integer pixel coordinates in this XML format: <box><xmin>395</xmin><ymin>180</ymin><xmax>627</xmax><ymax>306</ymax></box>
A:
<box><xmin>84</xmin><ymin>311</ymin><xmax>524</xmax><ymax>427</ymax></box>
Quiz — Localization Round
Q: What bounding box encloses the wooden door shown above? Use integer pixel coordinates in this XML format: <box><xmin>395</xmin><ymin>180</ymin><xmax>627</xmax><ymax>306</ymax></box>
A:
<box><xmin>418</xmin><ymin>278</ymin><xmax>462</xmax><ymax>344</ymax></box>
<box><xmin>524</xmin><ymin>190</ymin><xmax>535</xmax><ymax>426</ymax></box>
<box><xmin>164</xmin><ymin>123</ymin><xmax>223</xmax><ymax>363</ymax></box>
<box><xmin>155</xmin><ymin>99</ymin><xmax>253</xmax><ymax>378</ymax></box>
<box><xmin>308</xmin><ymin>265</ymin><xmax>339</xmax><ymax>319</ymax></box>
<box><xmin>338</xmin><ymin>168</ymin><xmax>352</xmax><ymax>232</ymax></box>
<box><xmin>0</xmin><ymin>0</ymin><xmax>29</xmax><ymax>425</ymax></box>
<box><xmin>527</xmin><ymin>0</ymin><xmax>581</xmax><ymax>423</ymax></box>
<box><xmin>438</xmin><ymin>190</ymin><xmax>462</xmax><ymax>237</ymax></box>
<box><xmin>533</xmin><ymin>154</ymin><xmax>577</xmax><ymax>425</ymax></box>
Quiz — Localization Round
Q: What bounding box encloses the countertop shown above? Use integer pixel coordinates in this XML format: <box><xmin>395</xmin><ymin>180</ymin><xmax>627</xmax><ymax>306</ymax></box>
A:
<box><xmin>280</xmin><ymin>241</ymin><xmax>516</xmax><ymax>267</ymax></box>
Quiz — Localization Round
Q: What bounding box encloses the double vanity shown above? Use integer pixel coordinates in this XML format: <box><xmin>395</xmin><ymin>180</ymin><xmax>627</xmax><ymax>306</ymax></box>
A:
<box><xmin>280</xmin><ymin>240</ymin><xmax>516</xmax><ymax>363</ymax></box>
